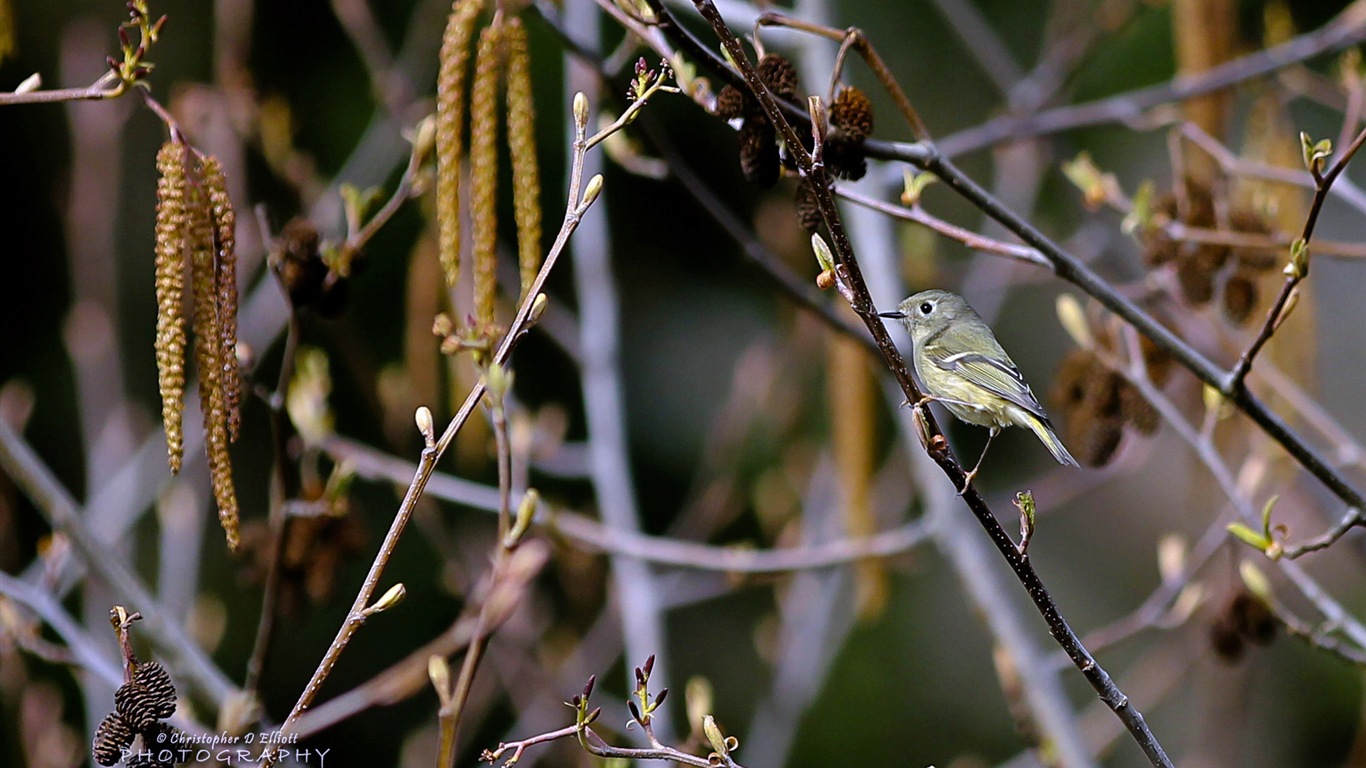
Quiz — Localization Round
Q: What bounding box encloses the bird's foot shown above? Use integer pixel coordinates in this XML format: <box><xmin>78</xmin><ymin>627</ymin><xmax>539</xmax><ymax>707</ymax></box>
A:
<box><xmin>956</xmin><ymin>469</ymin><xmax>978</xmax><ymax>496</ymax></box>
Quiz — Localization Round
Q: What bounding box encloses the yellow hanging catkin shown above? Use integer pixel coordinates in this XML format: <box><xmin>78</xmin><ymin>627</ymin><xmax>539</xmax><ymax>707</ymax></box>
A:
<box><xmin>187</xmin><ymin>163</ymin><xmax>239</xmax><ymax>551</ymax></box>
<box><xmin>503</xmin><ymin>17</ymin><xmax>542</xmax><ymax>299</ymax></box>
<box><xmin>153</xmin><ymin>142</ymin><xmax>188</xmax><ymax>473</ymax></box>
<box><xmin>435</xmin><ymin>0</ymin><xmax>484</xmax><ymax>288</ymax></box>
<box><xmin>201</xmin><ymin>157</ymin><xmax>241</xmax><ymax>442</ymax></box>
<box><xmin>469</xmin><ymin>21</ymin><xmax>504</xmax><ymax>328</ymax></box>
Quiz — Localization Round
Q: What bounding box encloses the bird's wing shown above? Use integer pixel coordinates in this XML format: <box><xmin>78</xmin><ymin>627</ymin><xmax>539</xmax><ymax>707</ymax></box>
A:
<box><xmin>924</xmin><ymin>346</ymin><xmax>1051</xmax><ymax>422</ymax></box>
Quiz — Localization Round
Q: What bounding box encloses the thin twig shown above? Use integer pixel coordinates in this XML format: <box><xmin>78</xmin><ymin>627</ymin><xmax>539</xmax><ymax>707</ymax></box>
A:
<box><xmin>436</xmin><ymin>382</ymin><xmax>517</xmax><ymax>768</ymax></box>
<box><xmin>0</xmin><ymin>71</ymin><xmax>125</xmax><ymax>105</ymax></box>
<box><xmin>336</xmin><ymin>122</ymin><xmax>432</xmax><ymax>267</ymax></box>
<box><xmin>486</xmin><ymin>716</ymin><xmax>745</xmax><ymax>768</ymax></box>
<box><xmin>290</xmin><ymin>614</ymin><xmax>479</xmax><ymax>739</ymax></box>
<box><xmin>1102</xmin><ymin>326</ymin><xmax>1366</xmax><ymax>653</ymax></box>
<box><xmin>647</xmin><ymin>0</ymin><xmax>1366</xmax><ymax>676</ymax></box>
<box><xmin>537</xmin><ymin>13</ymin><xmax>874</xmax><ymax>352</ymax></box>
<box><xmin>909</xmin><ymin>145</ymin><xmax>1366</xmax><ymax>526</ymax></box>
<box><xmin>1227</xmin><ymin>125</ymin><xmax>1366</xmax><ymax>388</ymax></box>
<box><xmin>1281</xmin><ymin>507</ymin><xmax>1365</xmax><ymax>559</ymax></box>
<box><xmin>485</xmin><ymin>723</ymin><xmax>581</xmax><ymax>765</ymax></box>
<box><xmin>264</xmin><ymin>76</ymin><xmax>672</xmax><ymax>762</ymax></box>
<box><xmin>754</xmin><ymin>12</ymin><xmax>929</xmax><ymax>139</ymax></box>
<box><xmin>243</xmin><ymin>308</ymin><xmax>303</xmax><ymax>696</ymax></box>
<box><xmin>836</xmin><ymin>186</ymin><xmax>1051</xmax><ymax>267</ymax></box>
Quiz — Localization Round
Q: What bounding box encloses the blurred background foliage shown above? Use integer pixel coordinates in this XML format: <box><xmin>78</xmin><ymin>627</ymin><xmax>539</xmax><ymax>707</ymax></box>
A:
<box><xmin>4</xmin><ymin>1</ymin><xmax>1366</xmax><ymax>767</ymax></box>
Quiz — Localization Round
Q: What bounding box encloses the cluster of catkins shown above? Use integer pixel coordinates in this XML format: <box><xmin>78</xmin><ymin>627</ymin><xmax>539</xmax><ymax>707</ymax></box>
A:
<box><xmin>91</xmin><ymin>662</ymin><xmax>183</xmax><ymax>768</ymax></box>
<box><xmin>1053</xmin><ymin>177</ymin><xmax>1282</xmax><ymax>465</ymax></box>
<box><xmin>715</xmin><ymin>52</ymin><xmax>875</xmax><ymax>228</ymax></box>
<box><xmin>1209</xmin><ymin>590</ymin><xmax>1279</xmax><ymax>662</ymax></box>
<box><xmin>1141</xmin><ymin>180</ymin><xmax>1278</xmax><ymax>325</ymax></box>
<box><xmin>1051</xmin><ymin>328</ymin><xmax>1169</xmax><ymax>467</ymax></box>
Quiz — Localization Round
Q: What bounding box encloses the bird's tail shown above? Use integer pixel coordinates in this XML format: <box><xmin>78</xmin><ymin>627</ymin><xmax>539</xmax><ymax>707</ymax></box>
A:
<box><xmin>1026</xmin><ymin>415</ymin><xmax>1079</xmax><ymax>467</ymax></box>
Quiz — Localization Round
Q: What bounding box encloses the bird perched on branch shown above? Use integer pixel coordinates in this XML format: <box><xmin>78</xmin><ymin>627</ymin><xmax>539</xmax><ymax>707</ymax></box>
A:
<box><xmin>880</xmin><ymin>290</ymin><xmax>1078</xmax><ymax>492</ymax></box>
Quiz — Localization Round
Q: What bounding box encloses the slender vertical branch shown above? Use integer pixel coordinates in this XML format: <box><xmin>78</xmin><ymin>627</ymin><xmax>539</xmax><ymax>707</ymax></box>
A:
<box><xmin>243</xmin><ymin>308</ymin><xmax>303</xmax><ymax>696</ymax></box>
<box><xmin>565</xmin><ymin>0</ymin><xmax>676</xmax><ymax>739</ymax></box>
<box><xmin>263</xmin><ymin>78</ymin><xmax>668</xmax><ymax>760</ymax></box>
<box><xmin>436</xmin><ymin>381</ymin><xmax>514</xmax><ymax>768</ymax></box>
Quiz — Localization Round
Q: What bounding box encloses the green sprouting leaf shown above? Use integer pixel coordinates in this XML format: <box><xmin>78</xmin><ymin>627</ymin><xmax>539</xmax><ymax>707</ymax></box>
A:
<box><xmin>1227</xmin><ymin>522</ymin><xmax>1272</xmax><ymax>552</ymax></box>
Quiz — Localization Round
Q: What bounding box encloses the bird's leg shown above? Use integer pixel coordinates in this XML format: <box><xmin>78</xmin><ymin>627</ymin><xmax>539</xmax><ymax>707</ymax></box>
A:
<box><xmin>958</xmin><ymin>428</ymin><xmax>998</xmax><ymax>495</ymax></box>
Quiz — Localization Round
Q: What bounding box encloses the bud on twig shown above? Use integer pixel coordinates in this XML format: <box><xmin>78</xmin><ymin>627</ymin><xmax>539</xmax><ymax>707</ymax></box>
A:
<box><xmin>410</xmin><ymin>114</ymin><xmax>438</xmax><ymax>164</ymax></box>
<box><xmin>807</xmin><ymin>95</ymin><xmax>827</xmax><ymax>154</ymax></box>
<box><xmin>415</xmin><ymin>406</ymin><xmax>435</xmax><ymax>448</ymax></box>
<box><xmin>574</xmin><ymin>92</ymin><xmax>590</xmax><ymax>128</ymax></box>
<box><xmin>581</xmin><ymin>174</ymin><xmax>604</xmax><ymax>207</ymax></box>
<box><xmin>528</xmin><ymin>293</ymin><xmax>548</xmax><ymax>325</ymax></box>
<box><xmin>811</xmin><ymin>233</ymin><xmax>835</xmax><ymax>272</ymax></box>
<box><xmin>504</xmin><ymin>489</ymin><xmax>540</xmax><ymax>547</ymax></box>
<box><xmin>428</xmin><ymin>655</ymin><xmax>453</xmax><ymax>706</ymax></box>
<box><xmin>364</xmin><ymin>583</ymin><xmax>407</xmax><ymax>616</ymax></box>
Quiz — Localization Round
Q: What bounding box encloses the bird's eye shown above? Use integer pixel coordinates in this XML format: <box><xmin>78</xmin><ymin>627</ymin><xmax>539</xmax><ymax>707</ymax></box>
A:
<box><xmin>919</xmin><ymin>302</ymin><xmax>934</xmax><ymax>315</ymax></box>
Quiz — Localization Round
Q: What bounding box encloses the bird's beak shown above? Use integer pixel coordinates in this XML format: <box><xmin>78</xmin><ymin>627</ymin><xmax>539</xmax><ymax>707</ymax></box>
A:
<box><xmin>878</xmin><ymin>310</ymin><xmax>906</xmax><ymax>319</ymax></box>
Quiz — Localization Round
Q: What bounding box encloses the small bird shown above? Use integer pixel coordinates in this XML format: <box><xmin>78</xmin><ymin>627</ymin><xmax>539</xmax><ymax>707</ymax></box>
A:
<box><xmin>880</xmin><ymin>290</ymin><xmax>1078</xmax><ymax>491</ymax></box>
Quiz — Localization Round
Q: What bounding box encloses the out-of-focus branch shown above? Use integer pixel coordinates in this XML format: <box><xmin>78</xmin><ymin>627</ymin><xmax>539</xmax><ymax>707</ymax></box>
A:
<box><xmin>1100</xmin><ymin>328</ymin><xmax>1366</xmax><ymax>654</ymax></box>
<box><xmin>327</xmin><ymin>433</ymin><xmax>933</xmax><ymax>572</ymax></box>
<box><xmin>242</xmin><ymin>307</ymin><xmax>302</xmax><ymax>698</ymax></box>
<box><xmin>639</xmin><ymin>0</ymin><xmax>1366</xmax><ymax>164</ymax></box>
<box><xmin>836</xmin><ymin>186</ymin><xmax>1050</xmax><ymax>267</ymax></box>
<box><xmin>921</xmin><ymin>0</ymin><xmax>1022</xmax><ymax>94</ymax></box>
<box><xmin>565</xmin><ymin>0</ymin><xmax>676</xmax><ymax>739</ymax></box>
<box><xmin>328</xmin><ymin>0</ymin><xmax>415</xmax><ymax>115</ymax></box>
<box><xmin>436</xmin><ymin>374</ymin><xmax>519</xmax><ymax>768</ymax></box>
<box><xmin>934</xmin><ymin>1</ymin><xmax>1366</xmax><ymax>156</ymax></box>
<box><xmin>0</xmin><ymin>420</ymin><xmax>238</xmax><ymax>705</ymax></box>
<box><xmin>0</xmin><ymin>571</ymin><xmax>124</xmax><ymax>688</ymax></box>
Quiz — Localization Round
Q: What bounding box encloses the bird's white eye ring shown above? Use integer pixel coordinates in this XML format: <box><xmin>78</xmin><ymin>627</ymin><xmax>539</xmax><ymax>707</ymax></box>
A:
<box><xmin>919</xmin><ymin>301</ymin><xmax>933</xmax><ymax>315</ymax></box>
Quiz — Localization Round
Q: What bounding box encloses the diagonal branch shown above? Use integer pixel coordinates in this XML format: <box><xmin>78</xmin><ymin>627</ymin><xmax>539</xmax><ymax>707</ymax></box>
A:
<box><xmin>682</xmin><ymin>2</ymin><xmax>1173</xmax><ymax>765</ymax></box>
<box><xmin>0</xmin><ymin>420</ymin><xmax>238</xmax><ymax>704</ymax></box>
<box><xmin>1227</xmin><ymin>124</ymin><xmax>1366</xmax><ymax>388</ymax></box>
